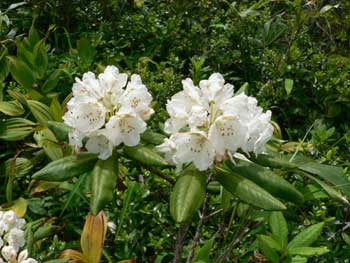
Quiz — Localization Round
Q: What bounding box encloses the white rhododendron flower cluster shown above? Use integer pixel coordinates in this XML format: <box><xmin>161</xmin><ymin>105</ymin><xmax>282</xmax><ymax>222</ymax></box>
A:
<box><xmin>63</xmin><ymin>66</ymin><xmax>154</xmax><ymax>160</ymax></box>
<box><xmin>0</xmin><ymin>211</ymin><xmax>37</xmax><ymax>263</ymax></box>
<box><xmin>157</xmin><ymin>73</ymin><xmax>274</xmax><ymax>171</ymax></box>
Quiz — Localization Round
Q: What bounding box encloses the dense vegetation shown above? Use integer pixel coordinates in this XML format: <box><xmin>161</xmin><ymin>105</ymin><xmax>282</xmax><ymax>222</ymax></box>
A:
<box><xmin>0</xmin><ymin>0</ymin><xmax>350</xmax><ymax>262</ymax></box>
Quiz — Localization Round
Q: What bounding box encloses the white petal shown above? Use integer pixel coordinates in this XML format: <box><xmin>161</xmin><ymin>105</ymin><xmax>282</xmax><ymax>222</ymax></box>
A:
<box><xmin>67</xmin><ymin>129</ymin><xmax>85</xmax><ymax>152</ymax></box>
<box><xmin>104</xmin><ymin>114</ymin><xmax>146</xmax><ymax>146</ymax></box>
<box><xmin>21</xmin><ymin>258</ymin><xmax>38</xmax><ymax>263</ymax></box>
<box><xmin>85</xmin><ymin>134</ymin><xmax>114</xmax><ymax>160</ymax></box>
<box><xmin>69</xmin><ymin>102</ymin><xmax>106</xmax><ymax>133</ymax></box>
<box><xmin>120</xmin><ymin>81</ymin><xmax>153</xmax><ymax>115</ymax></box>
<box><xmin>181</xmin><ymin>78</ymin><xmax>201</xmax><ymax>102</ymax></box>
<box><xmin>188</xmin><ymin>105</ymin><xmax>208</xmax><ymax>128</ymax></box>
<box><xmin>7</xmin><ymin>228</ymin><xmax>25</xmax><ymax>251</ymax></box>
<box><xmin>99</xmin><ymin>66</ymin><xmax>127</xmax><ymax>90</ymax></box>
<box><xmin>73</xmin><ymin>72</ymin><xmax>103</xmax><ymax>100</ymax></box>
<box><xmin>209</xmin><ymin>115</ymin><xmax>248</xmax><ymax>158</ymax></box>
<box><xmin>156</xmin><ymin>138</ymin><xmax>177</xmax><ymax>165</ymax></box>
<box><xmin>18</xmin><ymin>249</ymin><xmax>28</xmax><ymax>262</ymax></box>
<box><xmin>173</xmin><ymin>131</ymin><xmax>215</xmax><ymax>171</ymax></box>
<box><xmin>1</xmin><ymin>246</ymin><xmax>17</xmax><ymax>261</ymax></box>
<box><xmin>164</xmin><ymin>117</ymin><xmax>188</xmax><ymax>134</ymax></box>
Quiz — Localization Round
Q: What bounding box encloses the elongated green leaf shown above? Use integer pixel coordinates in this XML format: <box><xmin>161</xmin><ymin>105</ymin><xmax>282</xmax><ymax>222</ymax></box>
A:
<box><xmin>285</xmin><ymin>79</ymin><xmax>294</xmax><ymax>95</ymax></box>
<box><xmin>298</xmin><ymin>162</ymin><xmax>350</xmax><ymax>196</ymax></box>
<box><xmin>7</xmin><ymin>56</ymin><xmax>36</xmax><ymax>89</ymax></box>
<box><xmin>33</xmin><ymin>39</ymin><xmax>48</xmax><ymax>78</ymax></box>
<box><xmin>7</xmin><ymin>90</ymin><xmax>27</xmax><ymax>106</ymax></box>
<box><xmin>33</xmin><ymin>224</ymin><xmax>56</xmax><ymax>241</ymax></box>
<box><xmin>90</xmin><ymin>157</ymin><xmax>118</xmax><ymax>215</ymax></box>
<box><xmin>0</xmin><ymin>50</ymin><xmax>9</xmax><ymax>82</ymax></box>
<box><xmin>32</xmin><ymin>153</ymin><xmax>97</xmax><ymax>181</ymax></box>
<box><xmin>258</xmin><ymin>235</ymin><xmax>282</xmax><ymax>251</ymax></box>
<box><xmin>193</xmin><ymin>236</ymin><xmax>215</xmax><ymax>262</ymax></box>
<box><xmin>0</xmin><ymin>118</ymin><xmax>36</xmax><ymax>141</ymax></box>
<box><xmin>291</xmin><ymin>256</ymin><xmax>307</xmax><ymax>263</ymax></box>
<box><xmin>220</xmin><ymin>188</ymin><xmax>231</xmax><ymax>211</ymax></box>
<box><xmin>287</xmin><ymin>222</ymin><xmax>324</xmax><ymax>250</ymax></box>
<box><xmin>27</xmin><ymin>100</ymin><xmax>53</xmax><ymax>125</ymax></box>
<box><xmin>34</xmin><ymin>128</ymin><xmax>63</xmax><ymax>161</ymax></box>
<box><xmin>215</xmin><ymin>167</ymin><xmax>286</xmax><ymax>210</ymax></box>
<box><xmin>141</xmin><ymin>129</ymin><xmax>167</xmax><ymax>145</ymax></box>
<box><xmin>227</xmin><ymin>161</ymin><xmax>304</xmax><ymax>204</ymax></box>
<box><xmin>170</xmin><ymin>169</ymin><xmax>206</xmax><ymax>223</ymax></box>
<box><xmin>49</xmin><ymin>96</ymin><xmax>63</xmax><ymax>122</ymax></box>
<box><xmin>250</xmin><ymin>153</ymin><xmax>298</xmax><ymax>169</ymax></box>
<box><xmin>0</xmin><ymin>101</ymin><xmax>24</xmax><ymax>116</ymax></box>
<box><xmin>47</xmin><ymin>121</ymin><xmax>70</xmax><ymax>141</ymax></box>
<box><xmin>301</xmin><ymin>184</ymin><xmax>329</xmax><ymax>201</ymax></box>
<box><xmin>270</xmin><ymin>211</ymin><xmax>288</xmax><ymax>248</ymax></box>
<box><xmin>0</xmin><ymin>157</ymin><xmax>33</xmax><ymax>178</ymax></box>
<box><xmin>124</xmin><ymin>145</ymin><xmax>168</xmax><ymax>167</ymax></box>
<box><xmin>288</xmin><ymin>246</ymin><xmax>329</xmax><ymax>256</ymax></box>
<box><xmin>42</xmin><ymin>69</ymin><xmax>64</xmax><ymax>93</ymax></box>
<box><xmin>258</xmin><ymin>236</ymin><xmax>280</xmax><ymax>263</ymax></box>
<box><xmin>300</xmin><ymin>171</ymin><xmax>349</xmax><ymax>205</ymax></box>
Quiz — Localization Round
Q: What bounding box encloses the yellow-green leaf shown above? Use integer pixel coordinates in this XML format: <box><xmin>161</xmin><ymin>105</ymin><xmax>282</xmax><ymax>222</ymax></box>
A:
<box><xmin>0</xmin><ymin>101</ymin><xmax>24</xmax><ymax>116</ymax></box>
<box><xmin>0</xmin><ymin>118</ymin><xmax>36</xmax><ymax>141</ymax></box>
<box><xmin>27</xmin><ymin>100</ymin><xmax>53</xmax><ymax>125</ymax></box>
<box><xmin>34</xmin><ymin>128</ymin><xmax>63</xmax><ymax>161</ymax></box>
<box><xmin>7</xmin><ymin>56</ymin><xmax>36</xmax><ymax>89</ymax></box>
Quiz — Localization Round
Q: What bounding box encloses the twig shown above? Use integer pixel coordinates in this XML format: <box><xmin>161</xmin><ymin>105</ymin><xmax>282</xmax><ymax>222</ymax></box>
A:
<box><xmin>186</xmin><ymin>173</ymin><xmax>213</xmax><ymax>263</ymax></box>
<box><xmin>173</xmin><ymin>223</ymin><xmax>190</xmax><ymax>263</ymax></box>
<box><xmin>144</xmin><ymin>166</ymin><xmax>176</xmax><ymax>185</ymax></box>
<box><xmin>186</xmin><ymin>192</ymin><xmax>210</xmax><ymax>263</ymax></box>
<box><xmin>215</xmin><ymin>221</ymin><xmax>261</xmax><ymax>263</ymax></box>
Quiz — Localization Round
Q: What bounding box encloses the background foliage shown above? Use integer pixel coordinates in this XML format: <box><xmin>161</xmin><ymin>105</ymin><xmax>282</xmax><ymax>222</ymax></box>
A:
<box><xmin>0</xmin><ymin>0</ymin><xmax>350</xmax><ymax>262</ymax></box>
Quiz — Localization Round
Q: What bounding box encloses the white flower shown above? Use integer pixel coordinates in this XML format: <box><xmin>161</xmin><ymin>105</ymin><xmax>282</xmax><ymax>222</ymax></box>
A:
<box><xmin>119</xmin><ymin>74</ymin><xmax>153</xmax><ymax>119</ymax></box>
<box><xmin>200</xmin><ymin>73</ymin><xmax>234</xmax><ymax>105</ymax></box>
<box><xmin>1</xmin><ymin>246</ymin><xmax>16</xmax><ymax>261</ymax></box>
<box><xmin>2</xmin><ymin>211</ymin><xmax>17</xmax><ymax>228</ymax></box>
<box><xmin>64</xmin><ymin>101</ymin><xmax>106</xmax><ymax>134</ymax></box>
<box><xmin>173</xmin><ymin>131</ymin><xmax>215</xmax><ymax>171</ymax></box>
<box><xmin>208</xmin><ymin>115</ymin><xmax>248</xmax><ymax>160</ymax></box>
<box><xmin>72</xmin><ymin>72</ymin><xmax>103</xmax><ymax>101</ymax></box>
<box><xmin>17</xmin><ymin>249</ymin><xmax>37</xmax><ymax>263</ymax></box>
<box><xmin>243</xmin><ymin>111</ymin><xmax>274</xmax><ymax>154</ymax></box>
<box><xmin>156</xmin><ymin>138</ymin><xmax>177</xmax><ymax>165</ymax></box>
<box><xmin>188</xmin><ymin>105</ymin><xmax>208</xmax><ymax>128</ymax></box>
<box><xmin>64</xmin><ymin>66</ymin><xmax>153</xmax><ymax>160</ymax></box>
<box><xmin>0</xmin><ymin>222</ymin><xmax>9</xmax><ymax>236</ymax></box>
<box><xmin>159</xmin><ymin>74</ymin><xmax>273</xmax><ymax>171</ymax></box>
<box><xmin>164</xmin><ymin>78</ymin><xmax>204</xmax><ymax>133</ymax></box>
<box><xmin>85</xmin><ymin>134</ymin><xmax>114</xmax><ymax>160</ymax></box>
<box><xmin>6</xmin><ymin>228</ymin><xmax>25</xmax><ymax>251</ymax></box>
<box><xmin>104</xmin><ymin>113</ymin><xmax>146</xmax><ymax>147</ymax></box>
